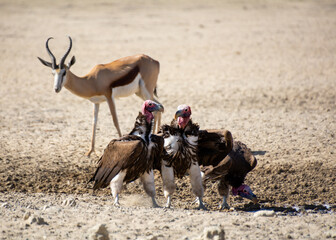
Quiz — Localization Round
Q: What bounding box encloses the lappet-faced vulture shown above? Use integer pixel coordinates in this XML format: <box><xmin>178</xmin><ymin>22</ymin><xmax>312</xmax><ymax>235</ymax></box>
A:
<box><xmin>198</xmin><ymin>130</ymin><xmax>258</xmax><ymax>209</ymax></box>
<box><xmin>89</xmin><ymin>100</ymin><xmax>164</xmax><ymax>207</ymax></box>
<box><xmin>157</xmin><ymin>105</ymin><xmax>206</xmax><ymax>209</ymax></box>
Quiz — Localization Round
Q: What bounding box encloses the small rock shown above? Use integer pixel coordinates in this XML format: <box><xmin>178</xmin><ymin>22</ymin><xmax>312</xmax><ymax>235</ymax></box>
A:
<box><xmin>62</xmin><ymin>198</ymin><xmax>76</xmax><ymax>207</ymax></box>
<box><xmin>253</xmin><ymin>210</ymin><xmax>275</xmax><ymax>217</ymax></box>
<box><xmin>1</xmin><ymin>202</ymin><xmax>10</xmax><ymax>208</ymax></box>
<box><xmin>26</xmin><ymin>215</ymin><xmax>48</xmax><ymax>225</ymax></box>
<box><xmin>203</xmin><ymin>225</ymin><xmax>225</xmax><ymax>240</ymax></box>
<box><xmin>43</xmin><ymin>205</ymin><xmax>50</xmax><ymax>211</ymax></box>
<box><xmin>23</xmin><ymin>212</ymin><xmax>31</xmax><ymax>220</ymax></box>
<box><xmin>88</xmin><ymin>224</ymin><xmax>110</xmax><ymax>240</ymax></box>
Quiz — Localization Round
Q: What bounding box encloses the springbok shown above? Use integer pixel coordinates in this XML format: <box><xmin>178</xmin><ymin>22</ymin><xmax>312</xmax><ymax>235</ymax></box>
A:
<box><xmin>38</xmin><ymin>36</ymin><xmax>162</xmax><ymax>156</ymax></box>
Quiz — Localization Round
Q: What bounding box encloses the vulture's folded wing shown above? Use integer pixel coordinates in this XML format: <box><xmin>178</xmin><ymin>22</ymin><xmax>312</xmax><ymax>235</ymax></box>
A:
<box><xmin>201</xmin><ymin>155</ymin><xmax>232</xmax><ymax>182</ymax></box>
<box><xmin>231</xmin><ymin>141</ymin><xmax>257</xmax><ymax>175</ymax></box>
<box><xmin>90</xmin><ymin>135</ymin><xmax>146</xmax><ymax>189</ymax></box>
<box><xmin>198</xmin><ymin>129</ymin><xmax>233</xmax><ymax>166</ymax></box>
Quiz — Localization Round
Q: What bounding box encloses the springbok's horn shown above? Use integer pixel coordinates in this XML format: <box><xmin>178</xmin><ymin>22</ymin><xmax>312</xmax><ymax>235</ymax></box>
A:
<box><xmin>46</xmin><ymin>37</ymin><xmax>56</xmax><ymax>69</ymax></box>
<box><xmin>59</xmin><ymin>36</ymin><xmax>72</xmax><ymax>68</ymax></box>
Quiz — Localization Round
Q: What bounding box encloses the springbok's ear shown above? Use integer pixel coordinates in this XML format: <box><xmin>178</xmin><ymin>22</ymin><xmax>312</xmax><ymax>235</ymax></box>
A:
<box><xmin>37</xmin><ymin>57</ymin><xmax>52</xmax><ymax>68</ymax></box>
<box><xmin>68</xmin><ymin>56</ymin><xmax>76</xmax><ymax>68</ymax></box>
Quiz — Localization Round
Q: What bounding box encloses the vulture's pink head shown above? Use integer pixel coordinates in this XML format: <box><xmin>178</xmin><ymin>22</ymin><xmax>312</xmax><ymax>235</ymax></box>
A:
<box><xmin>142</xmin><ymin>100</ymin><xmax>164</xmax><ymax>123</ymax></box>
<box><xmin>174</xmin><ymin>105</ymin><xmax>192</xmax><ymax>129</ymax></box>
<box><xmin>232</xmin><ymin>184</ymin><xmax>258</xmax><ymax>204</ymax></box>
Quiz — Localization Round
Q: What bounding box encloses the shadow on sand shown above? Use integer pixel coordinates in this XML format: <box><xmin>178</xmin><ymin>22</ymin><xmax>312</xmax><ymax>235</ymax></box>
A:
<box><xmin>235</xmin><ymin>201</ymin><xmax>335</xmax><ymax>214</ymax></box>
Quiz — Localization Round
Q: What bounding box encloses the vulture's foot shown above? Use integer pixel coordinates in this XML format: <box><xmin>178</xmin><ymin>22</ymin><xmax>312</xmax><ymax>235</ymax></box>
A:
<box><xmin>196</xmin><ymin>197</ymin><xmax>208</xmax><ymax>210</ymax></box>
<box><xmin>113</xmin><ymin>202</ymin><xmax>121</xmax><ymax>207</ymax></box>
<box><xmin>164</xmin><ymin>204</ymin><xmax>172</xmax><ymax>209</ymax></box>
<box><xmin>219</xmin><ymin>202</ymin><xmax>230</xmax><ymax>210</ymax></box>
<box><xmin>152</xmin><ymin>198</ymin><xmax>160</xmax><ymax>208</ymax></box>
<box><xmin>192</xmin><ymin>197</ymin><xmax>199</xmax><ymax>205</ymax></box>
<box><xmin>164</xmin><ymin>196</ymin><xmax>172</xmax><ymax>208</ymax></box>
<box><xmin>197</xmin><ymin>202</ymin><xmax>208</xmax><ymax>211</ymax></box>
<box><xmin>113</xmin><ymin>195</ymin><xmax>120</xmax><ymax>207</ymax></box>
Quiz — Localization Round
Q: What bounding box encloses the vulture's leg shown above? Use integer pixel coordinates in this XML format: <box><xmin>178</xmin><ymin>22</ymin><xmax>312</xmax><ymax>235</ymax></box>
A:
<box><xmin>161</xmin><ymin>162</ymin><xmax>175</xmax><ymax>208</ymax></box>
<box><xmin>191</xmin><ymin>171</ymin><xmax>206</xmax><ymax>205</ymax></box>
<box><xmin>188</xmin><ymin>163</ymin><xmax>207</xmax><ymax>210</ymax></box>
<box><xmin>218</xmin><ymin>179</ymin><xmax>230</xmax><ymax>209</ymax></box>
<box><xmin>140</xmin><ymin>170</ymin><xmax>159</xmax><ymax>208</ymax></box>
<box><xmin>110</xmin><ymin>171</ymin><xmax>126</xmax><ymax>206</ymax></box>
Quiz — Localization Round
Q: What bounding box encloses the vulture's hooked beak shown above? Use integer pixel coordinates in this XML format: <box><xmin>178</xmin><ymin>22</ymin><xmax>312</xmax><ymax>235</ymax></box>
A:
<box><xmin>247</xmin><ymin>193</ymin><xmax>258</xmax><ymax>204</ymax></box>
<box><xmin>174</xmin><ymin>109</ymin><xmax>184</xmax><ymax>120</ymax></box>
<box><xmin>252</xmin><ymin>196</ymin><xmax>259</xmax><ymax>204</ymax></box>
<box><xmin>235</xmin><ymin>185</ymin><xmax>258</xmax><ymax>204</ymax></box>
<box><xmin>155</xmin><ymin>103</ymin><xmax>164</xmax><ymax>113</ymax></box>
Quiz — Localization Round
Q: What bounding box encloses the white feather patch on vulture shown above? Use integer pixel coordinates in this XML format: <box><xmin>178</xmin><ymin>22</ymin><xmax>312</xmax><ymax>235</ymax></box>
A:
<box><xmin>158</xmin><ymin>113</ymin><xmax>206</xmax><ymax>209</ymax></box>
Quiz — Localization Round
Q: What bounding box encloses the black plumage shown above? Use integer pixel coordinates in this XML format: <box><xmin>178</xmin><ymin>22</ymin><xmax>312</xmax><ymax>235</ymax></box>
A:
<box><xmin>198</xmin><ymin>130</ymin><xmax>258</xmax><ymax>209</ymax></box>
<box><xmin>198</xmin><ymin>129</ymin><xmax>233</xmax><ymax>167</ymax></box>
<box><xmin>159</xmin><ymin>119</ymin><xmax>199</xmax><ymax>178</ymax></box>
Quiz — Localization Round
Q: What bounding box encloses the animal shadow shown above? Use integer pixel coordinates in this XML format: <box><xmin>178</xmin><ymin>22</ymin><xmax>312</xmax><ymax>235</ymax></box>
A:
<box><xmin>251</xmin><ymin>151</ymin><xmax>267</xmax><ymax>156</ymax></box>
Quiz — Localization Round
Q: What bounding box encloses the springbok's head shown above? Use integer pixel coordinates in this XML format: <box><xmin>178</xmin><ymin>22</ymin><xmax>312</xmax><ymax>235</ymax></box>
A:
<box><xmin>37</xmin><ymin>36</ymin><xmax>76</xmax><ymax>93</ymax></box>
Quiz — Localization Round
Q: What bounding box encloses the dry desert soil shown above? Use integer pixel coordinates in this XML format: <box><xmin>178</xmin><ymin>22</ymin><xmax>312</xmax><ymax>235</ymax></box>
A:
<box><xmin>0</xmin><ymin>0</ymin><xmax>335</xmax><ymax>239</ymax></box>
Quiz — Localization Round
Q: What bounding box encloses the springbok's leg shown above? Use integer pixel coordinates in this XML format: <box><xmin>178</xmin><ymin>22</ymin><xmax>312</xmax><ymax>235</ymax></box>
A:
<box><xmin>153</xmin><ymin>111</ymin><xmax>162</xmax><ymax>133</ymax></box>
<box><xmin>153</xmin><ymin>96</ymin><xmax>162</xmax><ymax>133</ymax></box>
<box><xmin>86</xmin><ymin>103</ymin><xmax>100</xmax><ymax>157</ymax></box>
<box><xmin>106</xmin><ymin>96</ymin><xmax>122</xmax><ymax>137</ymax></box>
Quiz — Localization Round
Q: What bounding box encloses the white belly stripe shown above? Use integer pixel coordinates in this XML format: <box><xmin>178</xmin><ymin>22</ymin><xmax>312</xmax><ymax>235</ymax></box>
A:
<box><xmin>112</xmin><ymin>73</ymin><xmax>141</xmax><ymax>98</ymax></box>
<box><xmin>88</xmin><ymin>95</ymin><xmax>106</xmax><ymax>104</ymax></box>
<box><xmin>88</xmin><ymin>73</ymin><xmax>141</xmax><ymax>103</ymax></box>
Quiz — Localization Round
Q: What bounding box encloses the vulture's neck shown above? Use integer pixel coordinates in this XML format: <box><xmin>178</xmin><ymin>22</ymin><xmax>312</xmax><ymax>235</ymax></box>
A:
<box><xmin>130</xmin><ymin>113</ymin><xmax>153</xmax><ymax>143</ymax></box>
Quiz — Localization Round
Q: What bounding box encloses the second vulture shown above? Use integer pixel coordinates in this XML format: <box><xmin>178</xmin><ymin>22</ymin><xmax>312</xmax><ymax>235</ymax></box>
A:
<box><xmin>198</xmin><ymin>129</ymin><xmax>258</xmax><ymax>209</ymax></box>
<box><xmin>158</xmin><ymin>105</ymin><xmax>206</xmax><ymax>209</ymax></box>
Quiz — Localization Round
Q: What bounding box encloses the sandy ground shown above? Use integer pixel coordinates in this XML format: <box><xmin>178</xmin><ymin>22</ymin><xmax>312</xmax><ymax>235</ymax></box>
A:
<box><xmin>0</xmin><ymin>0</ymin><xmax>336</xmax><ymax>239</ymax></box>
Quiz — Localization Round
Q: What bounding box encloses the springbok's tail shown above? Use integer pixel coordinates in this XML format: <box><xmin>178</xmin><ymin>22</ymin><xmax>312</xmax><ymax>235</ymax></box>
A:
<box><xmin>154</xmin><ymin>86</ymin><xmax>158</xmax><ymax>98</ymax></box>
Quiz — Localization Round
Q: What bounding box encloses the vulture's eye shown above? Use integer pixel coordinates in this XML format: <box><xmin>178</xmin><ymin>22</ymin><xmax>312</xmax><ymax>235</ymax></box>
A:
<box><xmin>149</xmin><ymin>103</ymin><xmax>153</xmax><ymax>106</ymax></box>
<box><xmin>243</xmin><ymin>189</ymin><xmax>247</xmax><ymax>193</ymax></box>
<box><xmin>185</xmin><ymin>109</ymin><xmax>188</xmax><ymax>112</ymax></box>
